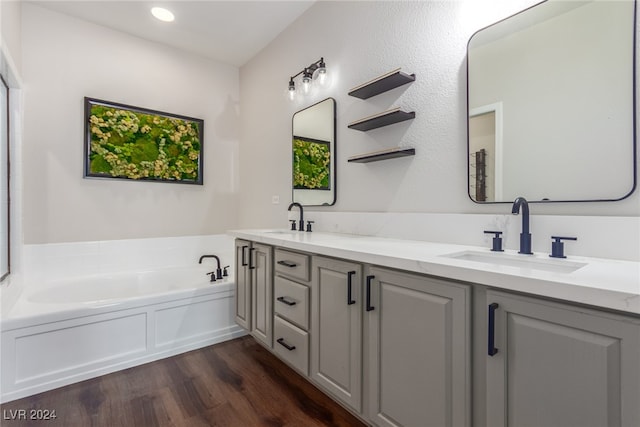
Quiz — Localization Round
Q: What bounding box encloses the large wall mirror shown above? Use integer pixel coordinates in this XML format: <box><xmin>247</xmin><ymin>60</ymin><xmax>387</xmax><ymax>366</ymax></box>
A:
<box><xmin>292</xmin><ymin>98</ymin><xmax>336</xmax><ymax>206</ymax></box>
<box><xmin>467</xmin><ymin>0</ymin><xmax>636</xmax><ymax>203</ymax></box>
<box><xmin>1</xmin><ymin>75</ymin><xmax>9</xmax><ymax>281</ymax></box>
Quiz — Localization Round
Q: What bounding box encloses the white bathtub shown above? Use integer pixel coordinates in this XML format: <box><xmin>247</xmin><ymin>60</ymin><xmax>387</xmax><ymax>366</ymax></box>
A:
<box><xmin>28</xmin><ymin>267</ymin><xmax>226</xmax><ymax>305</ymax></box>
<box><xmin>0</xmin><ymin>265</ymin><xmax>246</xmax><ymax>403</ymax></box>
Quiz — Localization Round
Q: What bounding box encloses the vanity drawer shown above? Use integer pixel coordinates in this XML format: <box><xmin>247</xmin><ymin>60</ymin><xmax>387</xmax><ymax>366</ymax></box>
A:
<box><xmin>273</xmin><ymin>316</ymin><xmax>309</xmax><ymax>375</ymax></box>
<box><xmin>274</xmin><ymin>248</ymin><xmax>310</xmax><ymax>282</ymax></box>
<box><xmin>274</xmin><ymin>276</ymin><xmax>309</xmax><ymax>330</ymax></box>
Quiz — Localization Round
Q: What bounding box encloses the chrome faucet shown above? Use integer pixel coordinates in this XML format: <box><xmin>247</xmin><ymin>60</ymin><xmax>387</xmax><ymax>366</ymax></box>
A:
<box><xmin>287</xmin><ymin>202</ymin><xmax>304</xmax><ymax>231</ymax></box>
<box><xmin>199</xmin><ymin>254</ymin><xmax>223</xmax><ymax>280</ymax></box>
<box><xmin>511</xmin><ymin>197</ymin><xmax>533</xmax><ymax>254</ymax></box>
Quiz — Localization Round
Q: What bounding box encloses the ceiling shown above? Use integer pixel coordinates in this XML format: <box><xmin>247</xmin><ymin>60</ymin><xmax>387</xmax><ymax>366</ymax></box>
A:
<box><xmin>31</xmin><ymin>1</ymin><xmax>315</xmax><ymax>67</ymax></box>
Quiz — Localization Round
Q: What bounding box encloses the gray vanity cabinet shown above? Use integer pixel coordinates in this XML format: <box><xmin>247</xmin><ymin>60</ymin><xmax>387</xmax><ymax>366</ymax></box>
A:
<box><xmin>234</xmin><ymin>239</ymin><xmax>252</xmax><ymax>330</ymax></box>
<box><xmin>485</xmin><ymin>290</ymin><xmax>640</xmax><ymax>427</ymax></box>
<box><xmin>250</xmin><ymin>243</ymin><xmax>273</xmax><ymax>348</ymax></box>
<box><xmin>366</xmin><ymin>267</ymin><xmax>471</xmax><ymax>427</ymax></box>
<box><xmin>234</xmin><ymin>239</ymin><xmax>273</xmax><ymax>348</ymax></box>
<box><xmin>273</xmin><ymin>248</ymin><xmax>311</xmax><ymax>375</ymax></box>
<box><xmin>311</xmin><ymin>256</ymin><xmax>363</xmax><ymax>413</ymax></box>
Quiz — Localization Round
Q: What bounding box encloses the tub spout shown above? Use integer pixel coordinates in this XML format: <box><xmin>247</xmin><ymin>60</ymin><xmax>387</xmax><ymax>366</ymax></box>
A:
<box><xmin>199</xmin><ymin>255</ymin><xmax>223</xmax><ymax>279</ymax></box>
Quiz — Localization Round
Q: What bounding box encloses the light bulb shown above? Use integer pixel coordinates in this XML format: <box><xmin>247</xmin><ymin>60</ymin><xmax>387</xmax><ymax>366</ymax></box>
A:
<box><xmin>317</xmin><ymin>68</ymin><xmax>327</xmax><ymax>85</ymax></box>
<box><xmin>316</xmin><ymin>58</ymin><xmax>327</xmax><ymax>86</ymax></box>
<box><xmin>288</xmin><ymin>79</ymin><xmax>296</xmax><ymax>100</ymax></box>
<box><xmin>302</xmin><ymin>76</ymin><xmax>311</xmax><ymax>93</ymax></box>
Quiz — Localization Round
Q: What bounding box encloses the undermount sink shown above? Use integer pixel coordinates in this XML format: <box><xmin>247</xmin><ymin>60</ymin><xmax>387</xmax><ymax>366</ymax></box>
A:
<box><xmin>442</xmin><ymin>250</ymin><xmax>587</xmax><ymax>274</ymax></box>
<box><xmin>263</xmin><ymin>230</ymin><xmax>299</xmax><ymax>234</ymax></box>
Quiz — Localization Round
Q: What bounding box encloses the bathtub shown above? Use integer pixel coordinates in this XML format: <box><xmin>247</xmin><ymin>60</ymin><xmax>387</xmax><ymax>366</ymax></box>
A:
<box><xmin>0</xmin><ymin>265</ymin><xmax>246</xmax><ymax>403</ymax></box>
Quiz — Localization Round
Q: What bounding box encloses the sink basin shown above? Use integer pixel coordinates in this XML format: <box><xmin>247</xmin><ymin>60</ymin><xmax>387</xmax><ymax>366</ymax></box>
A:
<box><xmin>442</xmin><ymin>250</ymin><xmax>586</xmax><ymax>274</ymax></box>
<box><xmin>263</xmin><ymin>230</ymin><xmax>300</xmax><ymax>235</ymax></box>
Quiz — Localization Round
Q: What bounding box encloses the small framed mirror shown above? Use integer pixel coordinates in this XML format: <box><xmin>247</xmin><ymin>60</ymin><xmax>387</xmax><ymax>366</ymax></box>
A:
<box><xmin>292</xmin><ymin>98</ymin><xmax>336</xmax><ymax>206</ymax></box>
<box><xmin>467</xmin><ymin>0</ymin><xmax>636</xmax><ymax>203</ymax></box>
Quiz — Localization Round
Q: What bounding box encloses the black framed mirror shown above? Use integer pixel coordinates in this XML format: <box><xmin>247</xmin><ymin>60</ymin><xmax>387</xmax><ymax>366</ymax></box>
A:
<box><xmin>292</xmin><ymin>97</ymin><xmax>336</xmax><ymax>206</ymax></box>
<box><xmin>467</xmin><ymin>0</ymin><xmax>636</xmax><ymax>203</ymax></box>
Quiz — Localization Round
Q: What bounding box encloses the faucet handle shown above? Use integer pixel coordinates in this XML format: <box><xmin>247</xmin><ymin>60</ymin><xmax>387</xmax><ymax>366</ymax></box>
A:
<box><xmin>484</xmin><ymin>230</ymin><xmax>504</xmax><ymax>252</ymax></box>
<box><xmin>306</xmin><ymin>220</ymin><xmax>315</xmax><ymax>232</ymax></box>
<box><xmin>206</xmin><ymin>271</ymin><xmax>217</xmax><ymax>282</ymax></box>
<box><xmin>550</xmin><ymin>236</ymin><xmax>577</xmax><ymax>258</ymax></box>
<box><xmin>290</xmin><ymin>220</ymin><xmax>297</xmax><ymax>231</ymax></box>
<box><xmin>223</xmin><ymin>266</ymin><xmax>229</xmax><ymax>277</ymax></box>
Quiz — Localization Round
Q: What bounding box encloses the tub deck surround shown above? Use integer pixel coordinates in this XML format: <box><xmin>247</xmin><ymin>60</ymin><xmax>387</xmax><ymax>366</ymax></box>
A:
<box><xmin>227</xmin><ymin>229</ymin><xmax>640</xmax><ymax>315</ymax></box>
<box><xmin>1</xmin><ymin>265</ymin><xmax>235</xmax><ymax>326</ymax></box>
<box><xmin>21</xmin><ymin>234</ymin><xmax>236</xmax><ymax>284</ymax></box>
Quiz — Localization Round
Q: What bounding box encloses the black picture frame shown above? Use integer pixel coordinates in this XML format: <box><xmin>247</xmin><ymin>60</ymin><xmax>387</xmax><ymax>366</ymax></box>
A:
<box><xmin>84</xmin><ymin>97</ymin><xmax>204</xmax><ymax>185</ymax></box>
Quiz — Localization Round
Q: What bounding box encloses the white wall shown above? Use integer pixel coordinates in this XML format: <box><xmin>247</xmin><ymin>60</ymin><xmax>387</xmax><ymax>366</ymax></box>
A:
<box><xmin>1</xmin><ymin>0</ymin><xmax>22</xmax><ymax>77</ymax></box>
<box><xmin>21</xmin><ymin>3</ymin><xmax>240</xmax><ymax>244</ymax></box>
<box><xmin>238</xmin><ymin>0</ymin><xmax>640</xmax><ymax>232</ymax></box>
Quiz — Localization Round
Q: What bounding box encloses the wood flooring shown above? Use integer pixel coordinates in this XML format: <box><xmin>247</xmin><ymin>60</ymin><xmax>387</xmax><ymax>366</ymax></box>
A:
<box><xmin>0</xmin><ymin>336</ymin><xmax>366</xmax><ymax>427</ymax></box>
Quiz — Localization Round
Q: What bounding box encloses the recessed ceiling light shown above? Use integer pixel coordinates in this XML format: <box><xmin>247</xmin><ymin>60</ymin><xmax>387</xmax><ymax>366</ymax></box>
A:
<box><xmin>151</xmin><ymin>7</ymin><xmax>175</xmax><ymax>22</ymax></box>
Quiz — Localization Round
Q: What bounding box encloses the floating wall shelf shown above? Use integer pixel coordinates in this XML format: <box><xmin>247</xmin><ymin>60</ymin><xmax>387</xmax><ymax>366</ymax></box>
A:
<box><xmin>347</xmin><ymin>68</ymin><xmax>417</xmax><ymax>165</ymax></box>
<box><xmin>348</xmin><ymin>147</ymin><xmax>416</xmax><ymax>163</ymax></box>
<box><xmin>348</xmin><ymin>68</ymin><xmax>416</xmax><ymax>99</ymax></box>
<box><xmin>348</xmin><ymin>108</ymin><xmax>415</xmax><ymax>132</ymax></box>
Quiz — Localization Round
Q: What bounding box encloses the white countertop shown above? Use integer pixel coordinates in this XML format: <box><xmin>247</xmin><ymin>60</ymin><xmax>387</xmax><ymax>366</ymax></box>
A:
<box><xmin>228</xmin><ymin>229</ymin><xmax>640</xmax><ymax>315</ymax></box>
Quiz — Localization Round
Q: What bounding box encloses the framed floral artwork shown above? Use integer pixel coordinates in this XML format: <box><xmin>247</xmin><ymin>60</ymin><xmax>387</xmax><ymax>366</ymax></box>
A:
<box><xmin>84</xmin><ymin>97</ymin><xmax>204</xmax><ymax>185</ymax></box>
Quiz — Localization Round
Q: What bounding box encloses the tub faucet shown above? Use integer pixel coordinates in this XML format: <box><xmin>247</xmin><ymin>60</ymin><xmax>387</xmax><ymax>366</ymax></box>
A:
<box><xmin>511</xmin><ymin>197</ymin><xmax>533</xmax><ymax>254</ymax></box>
<box><xmin>287</xmin><ymin>202</ymin><xmax>304</xmax><ymax>231</ymax></box>
<box><xmin>199</xmin><ymin>254</ymin><xmax>223</xmax><ymax>279</ymax></box>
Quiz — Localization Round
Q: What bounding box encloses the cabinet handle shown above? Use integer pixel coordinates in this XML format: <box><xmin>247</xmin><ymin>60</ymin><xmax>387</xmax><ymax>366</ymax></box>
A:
<box><xmin>366</xmin><ymin>275</ymin><xmax>375</xmax><ymax>311</ymax></box>
<box><xmin>248</xmin><ymin>247</ymin><xmax>256</xmax><ymax>270</ymax></box>
<box><xmin>277</xmin><ymin>260</ymin><xmax>298</xmax><ymax>268</ymax></box>
<box><xmin>488</xmin><ymin>303</ymin><xmax>499</xmax><ymax>356</ymax></box>
<box><xmin>276</xmin><ymin>338</ymin><xmax>296</xmax><ymax>351</ymax></box>
<box><xmin>277</xmin><ymin>296</ymin><xmax>297</xmax><ymax>306</ymax></box>
<box><xmin>241</xmin><ymin>245</ymin><xmax>248</xmax><ymax>266</ymax></box>
<box><xmin>347</xmin><ymin>271</ymin><xmax>356</xmax><ymax>305</ymax></box>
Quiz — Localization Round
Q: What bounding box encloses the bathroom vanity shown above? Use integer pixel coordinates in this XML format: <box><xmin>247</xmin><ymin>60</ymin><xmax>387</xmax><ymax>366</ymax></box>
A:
<box><xmin>229</xmin><ymin>229</ymin><xmax>639</xmax><ymax>427</ymax></box>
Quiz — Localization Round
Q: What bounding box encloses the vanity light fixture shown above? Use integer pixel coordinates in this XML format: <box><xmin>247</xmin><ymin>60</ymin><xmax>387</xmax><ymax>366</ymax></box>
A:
<box><xmin>288</xmin><ymin>57</ymin><xmax>327</xmax><ymax>100</ymax></box>
<box><xmin>151</xmin><ymin>7</ymin><xmax>175</xmax><ymax>22</ymax></box>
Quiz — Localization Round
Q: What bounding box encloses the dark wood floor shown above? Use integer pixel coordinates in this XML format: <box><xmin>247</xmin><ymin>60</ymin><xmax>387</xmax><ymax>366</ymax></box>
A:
<box><xmin>0</xmin><ymin>336</ymin><xmax>366</xmax><ymax>427</ymax></box>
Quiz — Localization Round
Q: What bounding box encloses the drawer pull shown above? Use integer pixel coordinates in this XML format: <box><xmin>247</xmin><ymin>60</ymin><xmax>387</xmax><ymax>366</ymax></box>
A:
<box><xmin>488</xmin><ymin>303</ymin><xmax>499</xmax><ymax>356</ymax></box>
<box><xmin>347</xmin><ymin>271</ymin><xmax>356</xmax><ymax>305</ymax></box>
<box><xmin>366</xmin><ymin>275</ymin><xmax>375</xmax><ymax>311</ymax></box>
<box><xmin>277</xmin><ymin>296</ymin><xmax>297</xmax><ymax>306</ymax></box>
<box><xmin>277</xmin><ymin>338</ymin><xmax>296</xmax><ymax>351</ymax></box>
<box><xmin>241</xmin><ymin>245</ymin><xmax>248</xmax><ymax>266</ymax></box>
<box><xmin>277</xmin><ymin>260</ymin><xmax>298</xmax><ymax>268</ymax></box>
<box><xmin>248</xmin><ymin>247</ymin><xmax>256</xmax><ymax>270</ymax></box>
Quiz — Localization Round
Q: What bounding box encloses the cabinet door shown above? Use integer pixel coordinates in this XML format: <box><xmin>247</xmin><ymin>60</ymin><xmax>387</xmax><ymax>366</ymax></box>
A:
<box><xmin>486</xmin><ymin>290</ymin><xmax>640</xmax><ymax>427</ymax></box>
<box><xmin>234</xmin><ymin>239</ymin><xmax>251</xmax><ymax>330</ymax></box>
<box><xmin>311</xmin><ymin>256</ymin><xmax>363</xmax><ymax>413</ymax></box>
<box><xmin>250</xmin><ymin>243</ymin><xmax>273</xmax><ymax>348</ymax></box>
<box><xmin>367</xmin><ymin>267</ymin><xmax>470</xmax><ymax>427</ymax></box>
